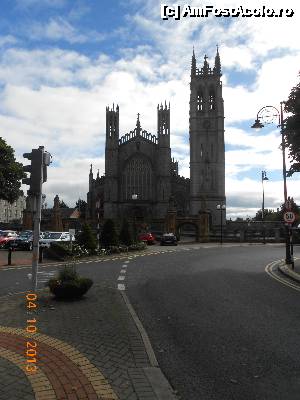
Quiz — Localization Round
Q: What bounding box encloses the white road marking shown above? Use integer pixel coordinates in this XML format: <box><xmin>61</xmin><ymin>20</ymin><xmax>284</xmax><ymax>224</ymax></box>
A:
<box><xmin>118</xmin><ymin>275</ymin><xmax>125</xmax><ymax>281</ymax></box>
<box><xmin>124</xmin><ymin>261</ymin><xmax>130</xmax><ymax>264</ymax></box>
<box><xmin>122</xmin><ymin>264</ymin><xmax>128</xmax><ymax>268</ymax></box>
<box><xmin>120</xmin><ymin>269</ymin><xmax>126</xmax><ymax>274</ymax></box>
<box><xmin>118</xmin><ymin>284</ymin><xmax>125</xmax><ymax>291</ymax></box>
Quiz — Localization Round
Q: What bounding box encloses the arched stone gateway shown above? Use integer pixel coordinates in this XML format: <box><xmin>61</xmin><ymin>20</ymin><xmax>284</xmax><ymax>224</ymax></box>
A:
<box><xmin>176</xmin><ymin>221</ymin><xmax>198</xmax><ymax>242</ymax></box>
<box><xmin>165</xmin><ymin>211</ymin><xmax>210</xmax><ymax>243</ymax></box>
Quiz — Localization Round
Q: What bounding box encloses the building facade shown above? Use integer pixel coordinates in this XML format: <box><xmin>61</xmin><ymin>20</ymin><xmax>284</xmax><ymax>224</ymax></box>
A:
<box><xmin>87</xmin><ymin>49</ymin><xmax>225</xmax><ymax>226</ymax></box>
<box><xmin>0</xmin><ymin>196</ymin><xmax>26</xmax><ymax>223</ymax></box>
<box><xmin>189</xmin><ymin>48</ymin><xmax>226</xmax><ymax>224</ymax></box>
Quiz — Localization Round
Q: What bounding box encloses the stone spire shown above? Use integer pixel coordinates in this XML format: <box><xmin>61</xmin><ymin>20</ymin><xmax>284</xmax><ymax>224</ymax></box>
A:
<box><xmin>214</xmin><ymin>45</ymin><xmax>222</xmax><ymax>76</ymax></box>
<box><xmin>136</xmin><ymin>113</ymin><xmax>141</xmax><ymax>135</ymax></box>
<box><xmin>191</xmin><ymin>47</ymin><xmax>196</xmax><ymax>76</ymax></box>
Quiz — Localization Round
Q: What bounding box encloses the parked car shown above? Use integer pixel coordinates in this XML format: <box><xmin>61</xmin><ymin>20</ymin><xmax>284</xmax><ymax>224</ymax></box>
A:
<box><xmin>138</xmin><ymin>232</ymin><xmax>156</xmax><ymax>245</ymax></box>
<box><xmin>0</xmin><ymin>231</ymin><xmax>18</xmax><ymax>248</ymax></box>
<box><xmin>39</xmin><ymin>232</ymin><xmax>74</xmax><ymax>248</ymax></box>
<box><xmin>160</xmin><ymin>233</ymin><xmax>178</xmax><ymax>246</ymax></box>
<box><xmin>11</xmin><ymin>231</ymin><xmax>34</xmax><ymax>251</ymax></box>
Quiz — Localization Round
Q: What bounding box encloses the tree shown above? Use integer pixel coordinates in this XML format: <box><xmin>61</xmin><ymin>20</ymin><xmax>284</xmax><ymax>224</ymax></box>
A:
<box><xmin>76</xmin><ymin>223</ymin><xmax>97</xmax><ymax>253</ymax></box>
<box><xmin>253</xmin><ymin>197</ymin><xmax>300</xmax><ymax>223</ymax></box>
<box><xmin>119</xmin><ymin>218</ymin><xmax>133</xmax><ymax>246</ymax></box>
<box><xmin>76</xmin><ymin>199</ymin><xmax>87</xmax><ymax>218</ymax></box>
<box><xmin>279</xmin><ymin>196</ymin><xmax>300</xmax><ymax>223</ymax></box>
<box><xmin>59</xmin><ymin>200</ymin><xmax>69</xmax><ymax>208</ymax></box>
<box><xmin>100</xmin><ymin>219</ymin><xmax>119</xmax><ymax>247</ymax></box>
<box><xmin>284</xmin><ymin>76</ymin><xmax>300</xmax><ymax>175</ymax></box>
<box><xmin>0</xmin><ymin>137</ymin><xmax>24</xmax><ymax>203</ymax></box>
<box><xmin>253</xmin><ymin>208</ymin><xmax>281</xmax><ymax>222</ymax></box>
<box><xmin>76</xmin><ymin>199</ymin><xmax>87</xmax><ymax>211</ymax></box>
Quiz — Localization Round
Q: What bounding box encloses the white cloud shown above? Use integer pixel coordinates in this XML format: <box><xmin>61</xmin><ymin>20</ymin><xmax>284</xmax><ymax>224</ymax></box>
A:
<box><xmin>1</xmin><ymin>1</ymin><xmax>300</xmax><ymax>218</ymax></box>
<box><xmin>43</xmin><ymin>157</ymin><xmax>105</xmax><ymax>207</ymax></box>
<box><xmin>27</xmin><ymin>17</ymin><xmax>105</xmax><ymax>44</ymax></box>
<box><xmin>16</xmin><ymin>0</ymin><xmax>66</xmax><ymax>9</ymax></box>
<box><xmin>0</xmin><ymin>35</ymin><xmax>18</xmax><ymax>47</ymax></box>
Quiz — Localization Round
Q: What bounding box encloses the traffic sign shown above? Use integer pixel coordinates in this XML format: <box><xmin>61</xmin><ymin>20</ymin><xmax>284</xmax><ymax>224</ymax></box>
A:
<box><xmin>284</xmin><ymin>211</ymin><xmax>295</xmax><ymax>224</ymax></box>
<box><xmin>285</xmin><ymin>200</ymin><xmax>292</xmax><ymax>211</ymax></box>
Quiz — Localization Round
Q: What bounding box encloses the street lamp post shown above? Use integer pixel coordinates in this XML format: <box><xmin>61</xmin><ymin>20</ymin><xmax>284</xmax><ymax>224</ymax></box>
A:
<box><xmin>251</xmin><ymin>103</ymin><xmax>292</xmax><ymax>264</ymax></box>
<box><xmin>261</xmin><ymin>170</ymin><xmax>269</xmax><ymax>244</ymax></box>
<box><xmin>132</xmin><ymin>193</ymin><xmax>138</xmax><ymax>242</ymax></box>
<box><xmin>216</xmin><ymin>204</ymin><xmax>226</xmax><ymax>245</ymax></box>
<box><xmin>95</xmin><ymin>200</ymin><xmax>101</xmax><ymax>250</ymax></box>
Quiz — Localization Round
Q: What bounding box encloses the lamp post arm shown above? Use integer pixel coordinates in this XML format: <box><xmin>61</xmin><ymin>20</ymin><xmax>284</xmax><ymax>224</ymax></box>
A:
<box><xmin>256</xmin><ymin>105</ymin><xmax>280</xmax><ymax>125</ymax></box>
<box><xmin>280</xmin><ymin>102</ymin><xmax>288</xmax><ymax>204</ymax></box>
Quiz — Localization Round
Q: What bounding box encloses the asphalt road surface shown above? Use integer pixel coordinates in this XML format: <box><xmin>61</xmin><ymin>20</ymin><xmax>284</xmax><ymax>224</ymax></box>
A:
<box><xmin>1</xmin><ymin>243</ymin><xmax>300</xmax><ymax>400</ymax></box>
<box><xmin>125</xmin><ymin>244</ymin><xmax>300</xmax><ymax>400</ymax></box>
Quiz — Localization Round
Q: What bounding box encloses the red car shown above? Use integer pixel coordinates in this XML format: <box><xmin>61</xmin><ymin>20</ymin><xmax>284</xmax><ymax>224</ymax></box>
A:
<box><xmin>138</xmin><ymin>232</ymin><xmax>156</xmax><ymax>245</ymax></box>
<box><xmin>0</xmin><ymin>231</ymin><xmax>18</xmax><ymax>248</ymax></box>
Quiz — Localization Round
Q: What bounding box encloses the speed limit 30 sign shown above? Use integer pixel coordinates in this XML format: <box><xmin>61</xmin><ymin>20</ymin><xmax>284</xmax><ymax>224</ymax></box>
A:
<box><xmin>283</xmin><ymin>211</ymin><xmax>295</xmax><ymax>224</ymax></box>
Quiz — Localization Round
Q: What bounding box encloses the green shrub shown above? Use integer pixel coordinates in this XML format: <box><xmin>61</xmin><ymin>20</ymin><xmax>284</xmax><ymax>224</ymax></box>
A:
<box><xmin>46</xmin><ymin>265</ymin><xmax>93</xmax><ymax>299</ymax></box>
<box><xmin>119</xmin><ymin>218</ymin><xmax>133</xmax><ymax>246</ymax></box>
<box><xmin>58</xmin><ymin>265</ymin><xmax>78</xmax><ymax>281</ymax></box>
<box><xmin>101</xmin><ymin>219</ymin><xmax>119</xmax><ymax>247</ymax></box>
<box><xmin>76</xmin><ymin>223</ymin><xmax>97</xmax><ymax>253</ymax></box>
<box><xmin>128</xmin><ymin>242</ymin><xmax>147</xmax><ymax>251</ymax></box>
<box><xmin>44</xmin><ymin>242</ymin><xmax>89</xmax><ymax>260</ymax></box>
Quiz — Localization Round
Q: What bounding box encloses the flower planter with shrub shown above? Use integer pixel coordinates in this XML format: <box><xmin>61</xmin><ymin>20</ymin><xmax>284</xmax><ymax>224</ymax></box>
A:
<box><xmin>47</xmin><ymin>265</ymin><xmax>93</xmax><ymax>299</ymax></box>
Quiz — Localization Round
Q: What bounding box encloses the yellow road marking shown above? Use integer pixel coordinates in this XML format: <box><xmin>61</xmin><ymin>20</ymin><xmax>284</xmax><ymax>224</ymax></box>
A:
<box><xmin>265</xmin><ymin>260</ymin><xmax>300</xmax><ymax>292</ymax></box>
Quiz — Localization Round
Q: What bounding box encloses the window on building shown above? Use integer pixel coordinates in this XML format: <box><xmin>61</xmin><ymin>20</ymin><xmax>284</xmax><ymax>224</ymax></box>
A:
<box><xmin>122</xmin><ymin>156</ymin><xmax>153</xmax><ymax>201</ymax></box>
<box><xmin>209</xmin><ymin>90</ymin><xmax>215</xmax><ymax>110</ymax></box>
<box><xmin>197</xmin><ymin>91</ymin><xmax>204</xmax><ymax>111</ymax></box>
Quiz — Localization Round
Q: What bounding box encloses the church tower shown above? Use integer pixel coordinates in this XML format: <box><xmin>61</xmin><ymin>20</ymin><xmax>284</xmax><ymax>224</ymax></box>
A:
<box><xmin>156</xmin><ymin>102</ymin><xmax>171</xmax><ymax>217</ymax></box>
<box><xmin>189</xmin><ymin>48</ymin><xmax>226</xmax><ymax>224</ymax></box>
<box><xmin>104</xmin><ymin>104</ymin><xmax>119</xmax><ymax>218</ymax></box>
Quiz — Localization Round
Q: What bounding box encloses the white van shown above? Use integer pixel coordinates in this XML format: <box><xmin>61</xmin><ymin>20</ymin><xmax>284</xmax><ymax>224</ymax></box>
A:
<box><xmin>39</xmin><ymin>232</ymin><xmax>74</xmax><ymax>248</ymax></box>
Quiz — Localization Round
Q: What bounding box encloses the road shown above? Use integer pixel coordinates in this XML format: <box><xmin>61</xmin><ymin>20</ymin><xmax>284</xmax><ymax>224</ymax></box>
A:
<box><xmin>1</xmin><ymin>243</ymin><xmax>300</xmax><ymax>399</ymax></box>
<box><xmin>126</xmin><ymin>244</ymin><xmax>300</xmax><ymax>400</ymax></box>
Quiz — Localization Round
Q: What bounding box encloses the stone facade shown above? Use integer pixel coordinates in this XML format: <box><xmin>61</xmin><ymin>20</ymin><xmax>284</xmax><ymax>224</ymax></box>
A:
<box><xmin>23</xmin><ymin>195</ymin><xmax>81</xmax><ymax>231</ymax></box>
<box><xmin>87</xmin><ymin>48</ymin><xmax>225</xmax><ymax>226</ymax></box>
<box><xmin>87</xmin><ymin>105</ymin><xmax>190</xmax><ymax>222</ymax></box>
<box><xmin>0</xmin><ymin>196</ymin><xmax>26</xmax><ymax>223</ymax></box>
<box><xmin>189</xmin><ymin>48</ymin><xmax>226</xmax><ymax>224</ymax></box>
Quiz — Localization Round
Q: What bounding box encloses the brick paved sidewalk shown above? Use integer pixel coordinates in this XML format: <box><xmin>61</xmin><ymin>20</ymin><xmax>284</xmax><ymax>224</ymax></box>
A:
<box><xmin>0</xmin><ymin>284</ymin><xmax>169</xmax><ymax>400</ymax></box>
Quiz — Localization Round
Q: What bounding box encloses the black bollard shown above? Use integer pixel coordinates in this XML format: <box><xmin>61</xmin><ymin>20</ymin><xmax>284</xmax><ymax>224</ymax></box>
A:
<box><xmin>39</xmin><ymin>246</ymin><xmax>43</xmax><ymax>263</ymax></box>
<box><xmin>8</xmin><ymin>247</ymin><xmax>12</xmax><ymax>266</ymax></box>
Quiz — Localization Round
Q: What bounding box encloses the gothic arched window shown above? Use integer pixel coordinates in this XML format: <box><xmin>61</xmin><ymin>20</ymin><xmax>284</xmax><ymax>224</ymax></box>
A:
<box><xmin>197</xmin><ymin>90</ymin><xmax>204</xmax><ymax>111</ymax></box>
<box><xmin>209</xmin><ymin>89</ymin><xmax>215</xmax><ymax>110</ymax></box>
<box><xmin>121</xmin><ymin>156</ymin><xmax>153</xmax><ymax>200</ymax></box>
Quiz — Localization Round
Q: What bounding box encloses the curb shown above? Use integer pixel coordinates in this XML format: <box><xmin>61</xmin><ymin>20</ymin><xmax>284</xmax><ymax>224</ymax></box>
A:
<box><xmin>278</xmin><ymin>262</ymin><xmax>300</xmax><ymax>284</ymax></box>
<box><xmin>121</xmin><ymin>291</ymin><xmax>178</xmax><ymax>400</ymax></box>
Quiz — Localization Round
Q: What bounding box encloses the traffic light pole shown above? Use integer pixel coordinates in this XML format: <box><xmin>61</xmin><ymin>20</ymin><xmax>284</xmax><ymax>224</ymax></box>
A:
<box><xmin>23</xmin><ymin>146</ymin><xmax>51</xmax><ymax>291</ymax></box>
<box><xmin>31</xmin><ymin>191</ymin><xmax>42</xmax><ymax>292</ymax></box>
<box><xmin>31</xmin><ymin>146</ymin><xmax>44</xmax><ymax>292</ymax></box>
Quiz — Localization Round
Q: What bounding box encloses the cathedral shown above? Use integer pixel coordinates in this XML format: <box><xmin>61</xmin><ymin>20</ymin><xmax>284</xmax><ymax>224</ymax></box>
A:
<box><xmin>87</xmin><ymin>48</ymin><xmax>225</xmax><ymax>227</ymax></box>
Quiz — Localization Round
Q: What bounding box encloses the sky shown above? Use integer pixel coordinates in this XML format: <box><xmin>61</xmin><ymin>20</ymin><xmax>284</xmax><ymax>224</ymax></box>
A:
<box><xmin>1</xmin><ymin>0</ymin><xmax>300</xmax><ymax>219</ymax></box>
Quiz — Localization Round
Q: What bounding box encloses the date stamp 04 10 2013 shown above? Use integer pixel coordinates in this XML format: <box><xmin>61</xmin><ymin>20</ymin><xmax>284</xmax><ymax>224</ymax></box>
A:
<box><xmin>25</xmin><ymin>293</ymin><xmax>38</xmax><ymax>373</ymax></box>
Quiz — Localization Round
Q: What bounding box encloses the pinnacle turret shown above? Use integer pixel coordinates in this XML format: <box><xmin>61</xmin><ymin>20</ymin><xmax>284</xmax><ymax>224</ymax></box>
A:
<box><xmin>203</xmin><ymin>54</ymin><xmax>209</xmax><ymax>74</ymax></box>
<box><xmin>213</xmin><ymin>45</ymin><xmax>222</xmax><ymax>76</ymax></box>
<box><xmin>191</xmin><ymin>47</ymin><xmax>196</xmax><ymax>76</ymax></box>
